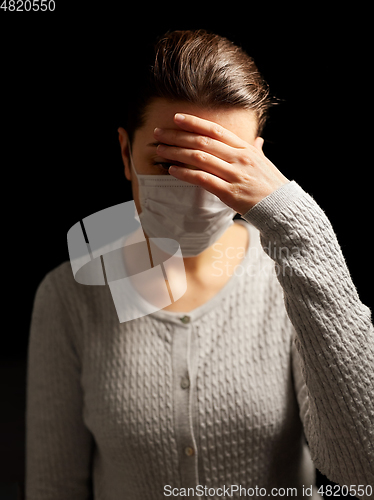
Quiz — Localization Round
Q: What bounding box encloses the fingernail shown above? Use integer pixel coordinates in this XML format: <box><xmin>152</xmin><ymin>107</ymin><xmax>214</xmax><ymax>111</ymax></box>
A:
<box><xmin>174</xmin><ymin>113</ymin><xmax>185</xmax><ymax>122</ymax></box>
<box><xmin>154</xmin><ymin>127</ymin><xmax>163</xmax><ymax>135</ymax></box>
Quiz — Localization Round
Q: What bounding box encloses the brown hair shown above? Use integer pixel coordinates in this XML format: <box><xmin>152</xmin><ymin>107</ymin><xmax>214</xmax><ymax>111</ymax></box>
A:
<box><xmin>125</xmin><ymin>29</ymin><xmax>274</xmax><ymax>144</ymax></box>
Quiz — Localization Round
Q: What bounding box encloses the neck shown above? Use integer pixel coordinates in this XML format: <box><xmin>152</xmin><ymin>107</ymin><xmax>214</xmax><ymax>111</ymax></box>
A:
<box><xmin>143</xmin><ymin>222</ymin><xmax>241</xmax><ymax>277</ymax></box>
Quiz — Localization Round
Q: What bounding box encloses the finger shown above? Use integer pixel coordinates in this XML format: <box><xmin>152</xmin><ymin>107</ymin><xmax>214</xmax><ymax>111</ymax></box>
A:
<box><xmin>154</xmin><ymin>127</ymin><xmax>237</xmax><ymax>163</ymax></box>
<box><xmin>156</xmin><ymin>144</ymin><xmax>237</xmax><ymax>182</ymax></box>
<box><xmin>253</xmin><ymin>136</ymin><xmax>264</xmax><ymax>152</ymax></box>
<box><xmin>168</xmin><ymin>165</ymin><xmax>231</xmax><ymax>203</ymax></box>
<box><xmin>173</xmin><ymin>113</ymin><xmax>247</xmax><ymax>149</ymax></box>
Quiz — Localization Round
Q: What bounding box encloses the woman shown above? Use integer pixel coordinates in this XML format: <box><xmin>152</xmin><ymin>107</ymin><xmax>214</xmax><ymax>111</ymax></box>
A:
<box><xmin>26</xmin><ymin>30</ymin><xmax>374</xmax><ymax>499</ymax></box>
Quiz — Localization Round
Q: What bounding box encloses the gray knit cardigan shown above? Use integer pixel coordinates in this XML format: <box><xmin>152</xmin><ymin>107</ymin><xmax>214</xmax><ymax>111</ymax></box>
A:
<box><xmin>26</xmin><ymin>181</ymin><xmax>374</xmax><ymax>499</ymax></box>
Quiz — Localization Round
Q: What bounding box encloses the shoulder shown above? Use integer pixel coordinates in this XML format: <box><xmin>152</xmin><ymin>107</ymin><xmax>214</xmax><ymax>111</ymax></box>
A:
<box><xmin>35</xmin><ymin>260</ymin><xmax>85</xmax><ymax>304</ymax></box>
<box><xmin>33</xmin><ymin>260</ymin><xmax>113</xmax><ymax>327</ymax></box>
<box><xmin>234</xmin><ymin>219</ymin><xmax>287</xmax><ymax>309</ymax></box>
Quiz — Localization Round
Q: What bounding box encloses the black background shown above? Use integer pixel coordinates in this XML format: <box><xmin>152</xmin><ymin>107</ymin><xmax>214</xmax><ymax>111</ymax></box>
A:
<box><xmin>1</xmin><ymin>4</ymin><xmax>372</xmax><ymax>498</ymax></box>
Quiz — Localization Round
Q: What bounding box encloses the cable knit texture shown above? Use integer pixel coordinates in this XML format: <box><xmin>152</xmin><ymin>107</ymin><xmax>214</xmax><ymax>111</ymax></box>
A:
<box><xmin>26</xmin><ymin>181</ymin><xmax>374</xmax><ymax>499</ymax></box>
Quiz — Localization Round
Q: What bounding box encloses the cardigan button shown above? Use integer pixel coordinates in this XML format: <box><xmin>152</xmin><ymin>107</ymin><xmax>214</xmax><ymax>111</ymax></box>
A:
<box><xmin>180</xmin><ymin>315</ymin><xmax>190</xmax><ymax>324</ymax></box>
<box><xmin>184</xmin><ymin>446</ymin><xmax>194</xmax><ymax>457</ymax></box>
<box><xmin>181</xmin><ymin>377</ymin><xmax>190</xmax><ymax>389</ymax></box>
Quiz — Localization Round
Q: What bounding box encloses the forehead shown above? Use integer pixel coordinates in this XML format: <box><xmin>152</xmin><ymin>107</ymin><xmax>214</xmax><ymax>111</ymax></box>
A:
<box><xmin>133</xmin><ymin>98</ymin><xmax>258</xmax><ymax>148</ymax></box>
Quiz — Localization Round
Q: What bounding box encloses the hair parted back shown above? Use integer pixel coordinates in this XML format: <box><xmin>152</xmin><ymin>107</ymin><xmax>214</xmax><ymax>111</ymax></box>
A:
<box><xmin>125</xmin><ymin>29</ymin><xmax>274</xmax><ymax>144</ymax></box>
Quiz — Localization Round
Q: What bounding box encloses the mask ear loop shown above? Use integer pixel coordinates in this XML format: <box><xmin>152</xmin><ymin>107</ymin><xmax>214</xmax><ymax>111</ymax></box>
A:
<box><xmin>128</xmin><ymin>142</ymin><xmax>158</xmax><ymax>261</ymax></box>
<box><xmin>128</xmin><ymin>141</ymin><xmax>143</xmax><ymax>182</ymax></box>
<box><xmin>127</xmin><ymin>141</ymin><xmax>141</xmax><ymax>224</ymax></box>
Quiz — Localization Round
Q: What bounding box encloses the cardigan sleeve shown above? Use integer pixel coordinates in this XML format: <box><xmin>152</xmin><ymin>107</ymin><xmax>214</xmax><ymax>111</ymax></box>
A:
<box><xmin>242</xmin><ymin>181</ymin><xmax>374</xmax><ymax>496</ymax></box>
<box><xmin>26</xmin><ymin>269</ymin><xmax>94</xmax><ymax>499</ymax></box>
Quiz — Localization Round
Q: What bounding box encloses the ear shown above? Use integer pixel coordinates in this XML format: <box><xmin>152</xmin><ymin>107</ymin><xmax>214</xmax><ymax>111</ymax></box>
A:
<box><xmin>118</xmin><ymin>127</ymin><xmax>132</xmax><ymax>181</ymax></box>
<box><xmin>253</xmin><ymin>136</ymin><xmax>265</xmax><ymax>154</ymax></box>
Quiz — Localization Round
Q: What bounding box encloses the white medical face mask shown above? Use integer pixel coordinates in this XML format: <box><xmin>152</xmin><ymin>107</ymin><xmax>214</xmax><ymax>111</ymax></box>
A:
<box><xmin>129</xmin><ymin>144</ymin><xmax>236</xmax><ymax>257</ymax></box>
